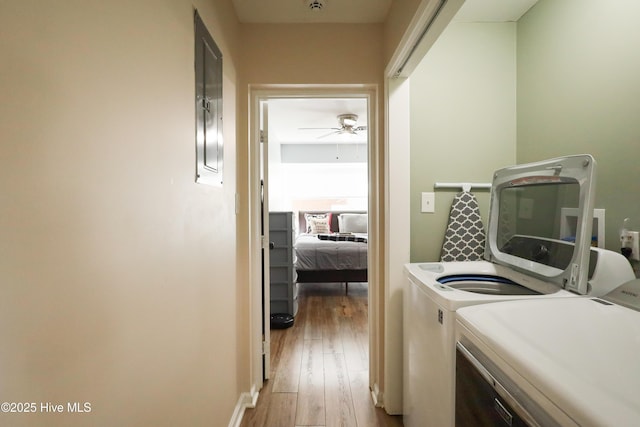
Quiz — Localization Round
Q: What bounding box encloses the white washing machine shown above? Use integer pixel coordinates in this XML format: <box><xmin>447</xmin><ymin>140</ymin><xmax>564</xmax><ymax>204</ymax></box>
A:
<box><xmin>455</xmin><ymin>278</ymin><xmax>640</xmax><ymax>426</ymax></box>
<box><xmin>402</xmin><ymin>155</ymin><xmax>634</xmax><ymax>427</ymax></box>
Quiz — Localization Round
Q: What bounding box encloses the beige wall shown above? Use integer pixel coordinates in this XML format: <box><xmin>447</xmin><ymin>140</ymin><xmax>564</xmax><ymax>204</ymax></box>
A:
<box><xmin>0</xmin><ymin>0</ymin><xmax>242</xmax><ymax>425</ymax></box>
<box><xmin>235</xmin><ymin>20</ymin><xmax>387</xmax><ymax>396</ymax></box>
<box><xmin>239</xmin><ymin>23</ymin><xmax>384</xmax><ymax>85</ymax></box>
<box><xmin>409</xmin><ymin>22</ymin><xmax>518</xmax><ymax>262</ymax></box>
<box><xmin>517</xmin><ymin>0</ymin><xmax>640</xmax><ymax>271</ymax></box>
<box><xmin>383</xmin><ymin>0</ymin><xmax>422</xmax><ymax>65</ymax></box>
<box><xmin>0</xmin><ymin>0</ymin><xmax>467</xmax><ymax>423</ymax></box>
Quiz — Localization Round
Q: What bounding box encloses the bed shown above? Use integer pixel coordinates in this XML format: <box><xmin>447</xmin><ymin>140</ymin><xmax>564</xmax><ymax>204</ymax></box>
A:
<box><xmin>294</xmin><ymin>211</ymin><xmax>368</xmax><ymax>291</ymax></box>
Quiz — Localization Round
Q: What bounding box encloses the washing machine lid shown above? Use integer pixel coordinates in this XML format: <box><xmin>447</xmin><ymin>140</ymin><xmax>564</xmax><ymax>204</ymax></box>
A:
<box><xmin>485</xmin><ymin>155</ymin><xmax>596</xmax><ymax>295</ymax></box>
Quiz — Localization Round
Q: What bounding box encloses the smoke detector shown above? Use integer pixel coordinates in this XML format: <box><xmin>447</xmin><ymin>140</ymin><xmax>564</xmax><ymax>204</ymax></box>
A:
<box><xmin>306</xmin><ymin>0</ymin><xmax>325</xmax><ymax>11</ymax></box>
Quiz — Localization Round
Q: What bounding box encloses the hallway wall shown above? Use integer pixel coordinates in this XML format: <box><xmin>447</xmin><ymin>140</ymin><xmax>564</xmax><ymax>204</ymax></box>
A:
<box><xmin>0</xmin><ymin>0</ymin><xmax>241</xmax><ymax>425</ymax></box>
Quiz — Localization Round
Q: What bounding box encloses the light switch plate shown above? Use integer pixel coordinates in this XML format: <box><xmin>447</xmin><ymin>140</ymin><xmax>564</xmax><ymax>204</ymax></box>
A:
<box><xmin>421</xmin><ymin>192</ymin><xmax>435</xmax><ymax>213</ymax></box>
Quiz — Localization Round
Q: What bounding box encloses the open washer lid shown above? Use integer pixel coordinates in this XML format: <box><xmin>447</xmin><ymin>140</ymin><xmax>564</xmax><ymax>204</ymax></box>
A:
<box><xmin>485</xmin><ymin>155</ymin><xmax>596</xmax><ymax>295</ymax></box>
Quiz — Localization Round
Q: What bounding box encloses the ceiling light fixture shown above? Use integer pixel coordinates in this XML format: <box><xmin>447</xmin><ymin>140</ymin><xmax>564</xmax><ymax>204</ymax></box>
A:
<box><xmin>338</xmin><ymin>114</ymin><xmax>358</xmax><ymax>128</ymax></box>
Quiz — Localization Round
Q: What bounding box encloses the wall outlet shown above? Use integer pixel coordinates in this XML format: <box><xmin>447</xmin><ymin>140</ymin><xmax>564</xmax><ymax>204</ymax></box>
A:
<box><xmin>630</xmin><ymin>231</ymin><xmax>640</xmax><ymax>261</ymax></box>
<box><xmin>421</xmin><ymin>192</ymin><xmax>435</xmax><ymax>213</ymax></box>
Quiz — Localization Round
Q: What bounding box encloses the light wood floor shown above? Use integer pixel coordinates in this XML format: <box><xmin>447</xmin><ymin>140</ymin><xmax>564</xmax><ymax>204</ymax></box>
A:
<box><xmin>240</xmin><ymin>282</ymin><xmax>403</xmax><ymax>427</ymax></box>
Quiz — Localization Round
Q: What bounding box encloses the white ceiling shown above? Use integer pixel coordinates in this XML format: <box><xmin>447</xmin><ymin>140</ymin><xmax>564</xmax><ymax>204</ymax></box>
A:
<box><xmin>268</xmin><ymin>98</ymin><xmax>368</xmax><ymax>144</ymax></box>
<box><xmin>254</xmin><ymin>0</ymin><xmax>539</xmax><ymax>146</ymax></box>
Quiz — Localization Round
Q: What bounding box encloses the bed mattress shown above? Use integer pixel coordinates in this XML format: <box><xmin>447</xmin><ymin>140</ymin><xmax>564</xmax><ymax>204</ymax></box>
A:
<box><xmin>294</xmin><ymin>233</ymin><xmax>368</xmax><ymax>271</ymax></box>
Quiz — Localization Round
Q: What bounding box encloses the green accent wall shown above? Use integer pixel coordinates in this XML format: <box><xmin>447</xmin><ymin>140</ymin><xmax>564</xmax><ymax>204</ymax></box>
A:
<box><xmin>517</xmin><ymin>0</ymin><xmax>640</xmax><ymax>262</ymax></box>
<box><xmin>411</xmin><ymin>1</ymin><xmax>640</xmax><ymax>274</ymax></box>
<box><xmin>410</xmin><ymin>22</ymin><xmax>517</xmax><ymax>262</ymax></box>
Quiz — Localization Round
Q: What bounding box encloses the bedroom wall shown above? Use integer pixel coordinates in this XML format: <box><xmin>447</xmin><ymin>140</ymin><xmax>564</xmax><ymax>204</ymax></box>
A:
<box><xmin>0</xmin><ymin>0</ymin><xmax>243</xmax><ymax>425</ymax></box>
<box><xmin>409</xmin><ymin>22</ymin><xmax>517</xmax><ymax>262</ymax></box>
<box><xmin>268</xmin><ymin>134</ymin><xmax>368</xmax><ymax>212</ymax></box>
<box><xmin>269</xmin><ymin>163</ymin><xmax>368</xmax><ymax>212</ymax></box>
<box><xmin>517</xmin><ymin>0</ymin><xmax>640</xmax><ymax>270</ymax></box>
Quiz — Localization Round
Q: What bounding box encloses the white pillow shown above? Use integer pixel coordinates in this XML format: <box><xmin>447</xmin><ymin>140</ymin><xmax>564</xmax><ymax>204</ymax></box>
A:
<box><xmin>338</xmin><ymin>213</ymin><xmax>367</xmax><ymax>233</ymax></box>
<box><xmin>305</xmin><ymin>213</ymin><xmax>331</xmax><ymax>234</ymax></box>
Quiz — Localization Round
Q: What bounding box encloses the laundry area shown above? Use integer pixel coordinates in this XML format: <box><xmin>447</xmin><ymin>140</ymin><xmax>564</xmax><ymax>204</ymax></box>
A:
<box><xmin>404</xmin><ymin>154</ymin><xmax>640</xmax><ymax>426</ymax></box>
<box><xmin>401</xmin><ymin>0</ymin><xmax>640</xmax><ymax>424</ymax></box>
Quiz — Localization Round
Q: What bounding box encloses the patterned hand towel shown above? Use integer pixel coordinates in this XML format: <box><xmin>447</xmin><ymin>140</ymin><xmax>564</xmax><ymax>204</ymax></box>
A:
<box><xmin>440</xmin><ymin>191</ymin><xmax>486</xmax><ymax>262</ymax></box>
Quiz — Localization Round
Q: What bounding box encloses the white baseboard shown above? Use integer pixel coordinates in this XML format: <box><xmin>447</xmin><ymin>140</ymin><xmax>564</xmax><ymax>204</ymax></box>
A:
<box><xmin>228</xmin><ymin>385</ymin><xmax>260</xmax><ymax>427</ymax></box>
<box><xmin>371</xmin><ymin>382</ymin><xmax>383</xmax><ymax>408</ymax></box>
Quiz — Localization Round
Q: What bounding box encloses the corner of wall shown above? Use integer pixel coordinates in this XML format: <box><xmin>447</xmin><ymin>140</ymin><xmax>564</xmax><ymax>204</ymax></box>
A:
<box><xmin>228</xmin><ymin>386</ymin><xmax>260</xmax><ymax>427</ymax></box>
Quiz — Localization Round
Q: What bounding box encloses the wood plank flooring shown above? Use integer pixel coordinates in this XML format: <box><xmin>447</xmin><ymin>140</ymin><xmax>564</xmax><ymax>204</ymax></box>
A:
<box><xmin>240</xmin><ymin>282</ymin><xmax>403</xmax><ymax>427</ymax></box>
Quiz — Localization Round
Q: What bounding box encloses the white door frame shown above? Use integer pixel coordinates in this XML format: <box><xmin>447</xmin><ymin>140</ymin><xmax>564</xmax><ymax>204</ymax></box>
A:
<box><xmin>260</xmin><ymin>100</ymin><xmax>271</xmax><ymax>380</ymax></box>
<box><xmin>247</xmin><ymin>84</ymin><xmax>382</xmax><ymax>400</ymax></box>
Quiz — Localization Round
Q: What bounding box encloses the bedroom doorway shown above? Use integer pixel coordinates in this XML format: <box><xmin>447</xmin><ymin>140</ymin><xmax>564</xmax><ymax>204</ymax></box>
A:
<box><xmin>248</xmin><ymin>85</ymin><xmax>382</xmax><ymax>404</ymax></box>
<box><xmin>264</xmin><ymin>95</ymin><xmax>369</xmax><ymax>351</ymax></box>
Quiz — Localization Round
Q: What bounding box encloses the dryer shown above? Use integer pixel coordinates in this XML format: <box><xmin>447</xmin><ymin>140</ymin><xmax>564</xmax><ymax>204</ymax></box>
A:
<box><xmin>402</xmin><ymin>155</ymin><xmax>634</xmax><ymax>427</ymax></box>
<box><xmin>455</xmin><ymin>278</ymin><xmax>640</xmax><ymax>426</ymax></box>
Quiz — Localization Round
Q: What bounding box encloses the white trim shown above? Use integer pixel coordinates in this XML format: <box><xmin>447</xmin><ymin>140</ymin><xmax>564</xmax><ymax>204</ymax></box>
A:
<box><xmin>383</xmin><ymin>76</ymin><xmax>411</xmax><ymax>415</ymax></box>
<box><xmin>370</xmin><ymin>382</ymin><xmax>384</xmax><ymax>408</ymax></box>
<box><xmin>385</xmin><ymin>0</ymin><xmax>465</xmax><ymax>78</ymax></box>
<box><xmin>228</xmin><ymin>386</ymin><xmax>260</xmax><ymax>427</ymax></box>
<box><xmin>247</xmin><ymin>84</ymin><xmax>383</xmax><ymax>410</ymax></box>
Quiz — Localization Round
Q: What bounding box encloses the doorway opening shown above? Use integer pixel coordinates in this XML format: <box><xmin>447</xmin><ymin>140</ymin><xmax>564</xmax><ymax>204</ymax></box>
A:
<box><xmin>248</xmin><ymin>86</ymin><xmax>382</xmax><ymax>408</ymax></box>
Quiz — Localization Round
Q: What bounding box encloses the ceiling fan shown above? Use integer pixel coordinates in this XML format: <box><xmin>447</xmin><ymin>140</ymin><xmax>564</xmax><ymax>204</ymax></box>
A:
<box><xmin>299</xmin><ymin>113</ymin><xmax>367</xmax><ymax>139</ymax></box>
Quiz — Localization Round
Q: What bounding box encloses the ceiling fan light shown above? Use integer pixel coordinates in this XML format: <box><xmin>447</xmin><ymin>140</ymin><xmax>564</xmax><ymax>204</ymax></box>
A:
<box><xmin>338</xmin><ymin>113</ymin><xmax>358</xmax><ymax>128</ymax></box>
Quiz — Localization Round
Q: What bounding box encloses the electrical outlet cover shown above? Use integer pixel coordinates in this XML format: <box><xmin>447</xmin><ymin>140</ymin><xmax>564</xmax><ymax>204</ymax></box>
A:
<box><xmin>630</xmin><ymin>231</ymin><xmax>640</xmax><ymax>261</ymax></box>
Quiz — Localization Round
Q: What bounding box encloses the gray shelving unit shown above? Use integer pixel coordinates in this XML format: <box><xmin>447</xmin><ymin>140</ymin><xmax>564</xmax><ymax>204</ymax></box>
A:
<box><xmin>268</xmin><ymin>211</ymin><xmax>298</xmax><ymax>316</ymax></box>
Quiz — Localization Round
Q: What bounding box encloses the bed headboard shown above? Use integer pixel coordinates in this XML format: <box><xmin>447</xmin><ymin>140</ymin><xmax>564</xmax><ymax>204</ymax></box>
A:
<box><xmin>297</xmin><ymin>210</ymin><xmax>367</xmax><ymax>234</ymax></box>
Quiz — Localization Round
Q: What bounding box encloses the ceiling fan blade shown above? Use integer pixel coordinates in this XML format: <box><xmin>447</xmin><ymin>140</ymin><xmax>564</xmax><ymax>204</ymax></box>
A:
<box><xmin>354</xmin><ymin>125</ymin><xmax>367</xmax><ymax>131</ymax></box>
<box><xmin>298</xmin><ymin>127</ymin><xmax>340</xmax><ymax>131</ymax></box>
<box><xmin>317</xmin><ymin>130</ymin><xmax>343</xmax><ymax>139</ymax></box>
